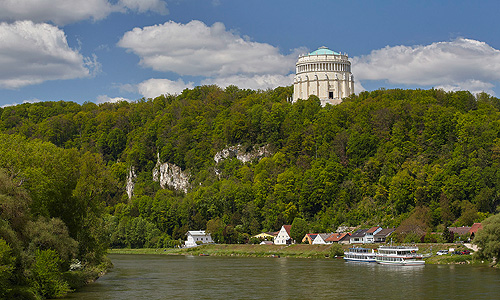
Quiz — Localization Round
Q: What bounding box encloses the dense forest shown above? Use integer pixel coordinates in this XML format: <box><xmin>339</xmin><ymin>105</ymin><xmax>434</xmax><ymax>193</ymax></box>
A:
<box><xmin>2</xmin><ymin>86</ymin><xmax>500</xmax><ymax>296</ymax></box>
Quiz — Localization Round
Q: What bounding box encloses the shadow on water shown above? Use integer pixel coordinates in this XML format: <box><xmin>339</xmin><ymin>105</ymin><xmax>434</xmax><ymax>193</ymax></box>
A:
<box><xmin>62</xmin><ymin>254</ymin><xmax>500</xmax><ymax>300</ymax></box>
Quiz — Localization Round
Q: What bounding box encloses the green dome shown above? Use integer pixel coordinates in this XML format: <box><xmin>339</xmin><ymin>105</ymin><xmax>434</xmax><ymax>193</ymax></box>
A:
<box><xmin>309</xmin><ymin>46</ymin><xmax>340</xmax><ymax>55</ymax></box>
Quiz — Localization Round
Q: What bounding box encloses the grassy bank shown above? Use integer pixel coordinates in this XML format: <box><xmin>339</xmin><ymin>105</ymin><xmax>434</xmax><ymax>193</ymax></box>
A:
<box><xmin>108</xmin><ymin>243</ymin><xmax>488</xmax><ymax>265</ymax></box>
<box><xmin>109</xmin><ymin>244</ymin><xmax>334</xmax><ymax>258</ymax></box>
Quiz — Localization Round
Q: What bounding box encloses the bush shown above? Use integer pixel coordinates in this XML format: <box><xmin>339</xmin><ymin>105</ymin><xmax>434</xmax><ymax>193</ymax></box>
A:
<box><xmin>329</xmin><ymin>243</ymin><xmax>344</xmax><ymax>258</ymax></box>
<box><xmin>30</xmin><ymin>249</ymin><xmax>71</xmax><ymax>299</ymax></box>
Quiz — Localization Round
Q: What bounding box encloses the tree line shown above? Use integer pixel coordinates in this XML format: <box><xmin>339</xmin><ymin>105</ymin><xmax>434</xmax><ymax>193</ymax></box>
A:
<box><xmin>2</xmin><ymin>86</ymin><xmax>500</xmax><ymax>297</ymax></box>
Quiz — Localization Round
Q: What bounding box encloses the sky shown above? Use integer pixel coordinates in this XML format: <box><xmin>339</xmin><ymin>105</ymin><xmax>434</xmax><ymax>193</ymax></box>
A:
<box><xmin>1</xmin><ymin>0</ymin><xmax>500</xmax><ymax>107</ymax></box>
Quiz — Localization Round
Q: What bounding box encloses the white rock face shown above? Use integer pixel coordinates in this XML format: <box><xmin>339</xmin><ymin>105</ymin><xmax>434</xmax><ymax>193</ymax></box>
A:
<box><xmin>126</xmin><ymin>166</ymin><xmax>136</xmax><ymax>200</ymax></box>
<box><xmin>153</xmin><ymin>154</ymin><xmax>190</xmax><ymax>193</ymax></box>
<box><xmin>214</xmin><ymin>144</ymin><xmax>269</xmax><ymax>164</ymax></box>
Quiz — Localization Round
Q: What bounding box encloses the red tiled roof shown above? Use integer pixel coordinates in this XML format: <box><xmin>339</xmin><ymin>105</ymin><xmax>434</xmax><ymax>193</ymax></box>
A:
<box><xmin>448</xmin><ymin>226</ymin><xmax>471</xmax><ymax>236</ymax></box>
<box><xmin>367</xmin><ymin>226</ymin><xmax>381</xmax><ymax>234</ymax></box>
<box><xmin>283</xmin><ymin>225</ymin><xmax>292</xmax><ymax>236</ymax></box>
<box><xmin>469</xmin><ymin>223</ymin><xmax>483</xmax><ymax>234</ymax></box>
<box><xmin>325</xmin><ymin>232</ymin><xmax>350</xmax><ymax>242</ymax></box>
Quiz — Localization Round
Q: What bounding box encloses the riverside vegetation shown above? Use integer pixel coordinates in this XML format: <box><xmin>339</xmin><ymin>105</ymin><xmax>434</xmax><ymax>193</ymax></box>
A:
<box><xmin>2</xmin><ymin>86</ymin><xmax>500</xmax><ymax>297</ymax></box>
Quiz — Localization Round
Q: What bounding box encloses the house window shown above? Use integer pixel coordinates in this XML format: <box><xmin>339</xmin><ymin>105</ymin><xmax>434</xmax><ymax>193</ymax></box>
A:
<box><xmin>329</xmin><ymin>92</ymin><xmax>334</xmax><ymax>99</ymax></box>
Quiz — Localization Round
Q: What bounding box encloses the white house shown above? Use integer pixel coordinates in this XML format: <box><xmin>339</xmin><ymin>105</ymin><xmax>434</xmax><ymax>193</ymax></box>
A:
<box><xmin>274</xmin><ymin>225</ymin><xmax>293</xmax><ymax>245</ymax></box>
<box><xmin>185</xmin><ymin>231</ymin><xmax>213</xmax><ymax>248</ymax></box>
<box><xmin>312</xmin><ymin>233</ymin><xmax>332</xmax><ymax>245</ymax></box>
<box><xmin>350</xmin><ymin>227</ymin><xmax>383</xmax><ymax>244</ymax></box>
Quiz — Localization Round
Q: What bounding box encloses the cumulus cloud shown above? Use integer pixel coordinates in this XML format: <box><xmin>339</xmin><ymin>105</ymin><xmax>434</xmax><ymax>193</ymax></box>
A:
<box><xmin>201</xmin><ymin>74</ymin><xmax>295</xmax><ymax>90</ymax></box>
<box><xmin>119</xmin><ymin>0</ymin><xmax>168</xmax><ymax>14</ymax></box>
<box><xmin>1</xmin><ymin>98</ymin><xmax>40</xmax><ymax>108</ymax></box>
<box><xmin>0</xmin><ymin>21</ymin><xmax>94</xmax><ymax>89</ymax></box>
<box><xmin>352</xmin><ymin>38</ymin><xmax>500</xmax><ymax>95</ymax></box>
<box><xmin>138</xmin><ymin>78</ymin><xmax>194</xmax><ymax>98</ymax></box>
<box><xmin>0</xmin><ymin>0</ymin><xmax>168</xmax><ymax>25</ymax></box>
<box><xmin>118</xmin><ymin>20</ymin><xmax>301</xmax><ymax>77</ymax></box>
<box><xmin>96</xmin><ymin>95</ymin><xmax>131</xmax><ymax>104</ymax></box>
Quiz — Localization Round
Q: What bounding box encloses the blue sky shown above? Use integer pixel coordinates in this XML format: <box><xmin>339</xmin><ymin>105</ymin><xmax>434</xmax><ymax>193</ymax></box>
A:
<box><xmin>1</xmin><ymin>0</ymin><xmax>500</xmax><ymax>107</ymax></box>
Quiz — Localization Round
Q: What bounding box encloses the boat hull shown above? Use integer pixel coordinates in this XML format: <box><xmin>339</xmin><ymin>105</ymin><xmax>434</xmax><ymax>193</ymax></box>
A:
<box><xmin>344</xmin><ymin>257</ymin><xmax>376</xmax><ymax>263</ymax></box>
<box><xmin>375</xmin><ymin>260</ymin><xmax>425</xmax><ymax>266</ymax></box>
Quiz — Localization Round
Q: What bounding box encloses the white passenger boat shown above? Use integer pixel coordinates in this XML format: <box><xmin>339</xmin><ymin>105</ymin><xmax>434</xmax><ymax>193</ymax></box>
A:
<box><xmin>343</xmin><ymin>247</ymin><xmax>376</xmax><ymax>263</ymax></box>
<box><xmin>375</xmin><ymin>246</ymin><xmax>425</xmax><ymax>266</ymax></box>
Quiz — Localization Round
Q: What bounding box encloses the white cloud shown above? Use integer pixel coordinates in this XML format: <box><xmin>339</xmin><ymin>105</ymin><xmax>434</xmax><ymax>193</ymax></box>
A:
<box><xmin>118</xmin><ymin>20</ymin><xmax>301</xmax><ymax>77</ymax></box>
<box><xmin>353</xmin><ymin>80</ymin><xmax>366</xmax><ymax>94</ymax></box>
<box><xmin>137</xmin><ymin>78</ymin><xmax>194</xmax><ymax>98</ymax></box>
<box><xmin>0</xmin><ymin>21</ymin><xmax>93</xmax><ymax>89</ymax></box>
<box><xmin>96</xmin><ymin>95</ymin><xmax>131</xmax><ymax>104</ymax></box>
<box><xmin>201</xmin><ymin>74</ymin><xmax>294</xmax><ymax>90</ymax></box>
<box><xmin>119</xmin><ymin>0</ymin><xmax>168</xmax><ymax>15</ymax></box>
<box><xmin>1</xmin><ymin>98</ymin><xmax>40</xmax><ymax>108</ymax></box>
<box><xmin>352</xmin><ymin>38</ymin><xmax>500</xmax><ymax>95</ymax></box>
<box><xmin>0</xmin><ymin>0</ymin><xmax>168</xmax><ymax>25</ymax></box>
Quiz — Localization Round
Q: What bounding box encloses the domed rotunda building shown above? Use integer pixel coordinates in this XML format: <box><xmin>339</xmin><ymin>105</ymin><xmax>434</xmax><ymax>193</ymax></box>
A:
<box><xmin>293</xmin><ymin>46</ymin><xmax>354</xmax><ymax>106</ymax></box>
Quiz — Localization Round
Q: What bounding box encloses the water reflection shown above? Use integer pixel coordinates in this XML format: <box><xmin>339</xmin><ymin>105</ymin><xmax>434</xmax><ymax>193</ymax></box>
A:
<box><xmin>62</xmin><ymin>254</ymin><xmax>500</xmax><ymax>300</ymax></box>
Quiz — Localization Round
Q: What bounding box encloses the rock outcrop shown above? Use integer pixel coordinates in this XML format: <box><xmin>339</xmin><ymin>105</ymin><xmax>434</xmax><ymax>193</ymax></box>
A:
<box><xmin>126</xmin><ymin>166</ymin><xmax>136</xmax><ymax>200</ymax></box>
<box><xmin>152</xmin><ymin>154</ymin><xmax>190</xmax><ymax>193</ymax></box>
<box><xmin>214</xmin><ymin>144</ymin><xmax>269</xmax><ymax>164</ymax></box>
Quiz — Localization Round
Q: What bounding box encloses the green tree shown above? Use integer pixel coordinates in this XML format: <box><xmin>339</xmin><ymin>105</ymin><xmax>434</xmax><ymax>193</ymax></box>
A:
<box><xmin>290</xmin><ymin>217</ymin><xmax>308</xmax><ymax>243</ymax></box>
<box><xmin>30</xmin><ymin>249</ymin><xmax>70</xmax><ymax>299</ymax></box>
<box><xmin>0</xmin><ymin>238</ymin><xmax>14</xmax><ymax>298</ymax></box>
<box><xmin>474</xmin><ymin>213</ymin><xmax>500</xmax><ymax>264</ymax></box>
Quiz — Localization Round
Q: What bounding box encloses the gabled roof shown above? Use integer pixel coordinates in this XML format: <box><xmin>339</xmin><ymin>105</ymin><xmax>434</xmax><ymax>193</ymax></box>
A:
<box><xmin>306</xmin><ymin>233</ymin><xmax>318</xmax><ymax>240</ymax></box>
<box><xmin>367</xmin><ymin>226</ymin><xmax>381</xmax><ymax>234</ymax></box>
<box><xmin>283</xmin><ymin>225</ymin><xmax>292</xmax><ymax>236</ymax></box>
<box><xmin>317</xmin><ymin>233</ymin><xmax>332</xmax><ymax>241</ymax></box>
<box><xmin>325</xmin><ymin>232</ymin><xmax>350</xmax><ymax>242</ymax></box>
<box><xmin>186</xmin><ymin>230</ymin><xmax>208</xmax><ymax>236</ymax></box>
<box><xmin>350</xmin><ymin>229</ymin><xmax>368</xmax><ymax>238</ymax></box>
<box><xmin>469</xmin><ymin>223</ymin><xmax>483</xmax><ymax>234</ymax></box>
<box><xmin>253</xmin><ymin>232</ymin><xmax>275</xmax><ymax>239</ymax></box>
<box><xmin>448</xmin><ymin>226</ymin><xmax>471</xmax><ymax>236</ymax></box>
<box><xmin>374</xmin><ymin>228</ymin><xmax>395</xmax><ymax>237</ymax></box>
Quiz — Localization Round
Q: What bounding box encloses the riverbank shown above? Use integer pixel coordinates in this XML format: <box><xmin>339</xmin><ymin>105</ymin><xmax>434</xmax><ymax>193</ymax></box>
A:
<box><xmin>108</xmin><ymin>243</ymin><xmax>487</xmax><ymax>265</ymax></box>
<box><xmin>110</xmin><ymin>244</ymin><xmax>334</xmax><ymax>258</ymax></box>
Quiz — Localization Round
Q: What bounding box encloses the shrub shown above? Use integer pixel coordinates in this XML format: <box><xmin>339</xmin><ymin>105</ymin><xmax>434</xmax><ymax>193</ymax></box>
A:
<box><xmin>329</xmin><ymin>243</ymin><xmax>344</xmax><ymax>258</ymax></box>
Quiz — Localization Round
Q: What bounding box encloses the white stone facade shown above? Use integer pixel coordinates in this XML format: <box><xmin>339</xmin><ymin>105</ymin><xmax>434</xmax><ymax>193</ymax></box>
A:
<box><xmin>293</xmin><ymin>46</ymin><xmax>354</xmax><ymax>106</ymax></box>
<box><xmin>274</xmin><ymin>225</ymin><xmax>292</xmax><ymax>245</ymax></box>
<box><xmin>185</xmin><ymin>231</ymin><xmax>213</xmax><ymax>248</ymax></box>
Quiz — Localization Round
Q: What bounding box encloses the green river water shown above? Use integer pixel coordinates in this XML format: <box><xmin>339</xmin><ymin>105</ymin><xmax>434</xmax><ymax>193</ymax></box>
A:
<box><xmin>61</xmin><ymin>254</ymin><xmax>500</xmax><ymax>299</ymax></box>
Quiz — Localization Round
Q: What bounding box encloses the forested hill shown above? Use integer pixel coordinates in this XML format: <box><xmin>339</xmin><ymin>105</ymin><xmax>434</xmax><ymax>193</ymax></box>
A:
<box><xmin>2</xmin><ymin>86</ymin><xmax>500</xmax><ymax>252</ymax></box>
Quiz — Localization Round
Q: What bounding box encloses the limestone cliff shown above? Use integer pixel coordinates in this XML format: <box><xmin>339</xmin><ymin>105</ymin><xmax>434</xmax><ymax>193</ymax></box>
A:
<box><xmin>214</xmin><ymin>144</ymin><xmax>270</xmax><ymax>164</ymax></box>
<box><xmin>152</xmin><ymin>154</ymin><xmax>190</xmax><ymax>193</ymax></box>
<box><xmin>126</xmin><ymin>166</ymin><xmax>136</xmax><ymax>200</ymax></box>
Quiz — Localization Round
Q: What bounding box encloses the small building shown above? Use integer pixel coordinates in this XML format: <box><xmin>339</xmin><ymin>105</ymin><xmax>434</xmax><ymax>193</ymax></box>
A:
<box><xmin>260</xmin><ymin>241</ymin><xmax>274</xmax><ymax>245</ymax></box>
<box><xmin>469</xmin><ymin>223</ymin><xmax>483</xmax><ymax>239</ymax></box>
<box><xmin>185</xmin><ymin>231</ymin><xmax>213</xmax><ymax>248</ymax></box>
<box><xmin>350</xmin><ymin>229</ymin><xmax>368</xmax><ymax>244</ymax></box>
<box><xmin>312</xmin><ymin>233</ymin><xmax>333</xmax><ymax>245</ymax></box>
<box><xmin>302</xmin><ymin>233</ymin><xmax>318</xmax><ymax>244</ymax></box>
<box><xmin>349</xmin><ymin>227</ymin><xmax>382</xmax><ymax>244</ymax></box>
<box><xmin>365</xmin><ymin>227</ymin><xmax>382</xmax><ymax>243</ymax></box>
<box><xmin>274</xmin><ymin>225</ymin><xmax>293</xmax><ymax>245</ymax></box>
<box><xmin>253</xmin><ymin>232</ymin><xmax>275</xmax><ymax>240</ymax></box>
<box><xmin>325</xmin><ymin>232</ymin><xmax>351</xmax><ymax>244</ymax></box>
<box><xmin>448</xmin><ymin>226</ymin><xmax>471</xmax><ymax>237</ymax></box>
<box><xmin>373</xmin><ymin>228</ymin><xmax>395</xmax><ymax>243</ymax></box>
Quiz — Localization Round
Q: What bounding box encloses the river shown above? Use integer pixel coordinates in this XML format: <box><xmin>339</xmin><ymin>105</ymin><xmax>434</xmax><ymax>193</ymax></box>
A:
<box><xmin>62</xmin><ymin>254</ymin><xmax>500</xmax><ymax>300</ymax></box>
